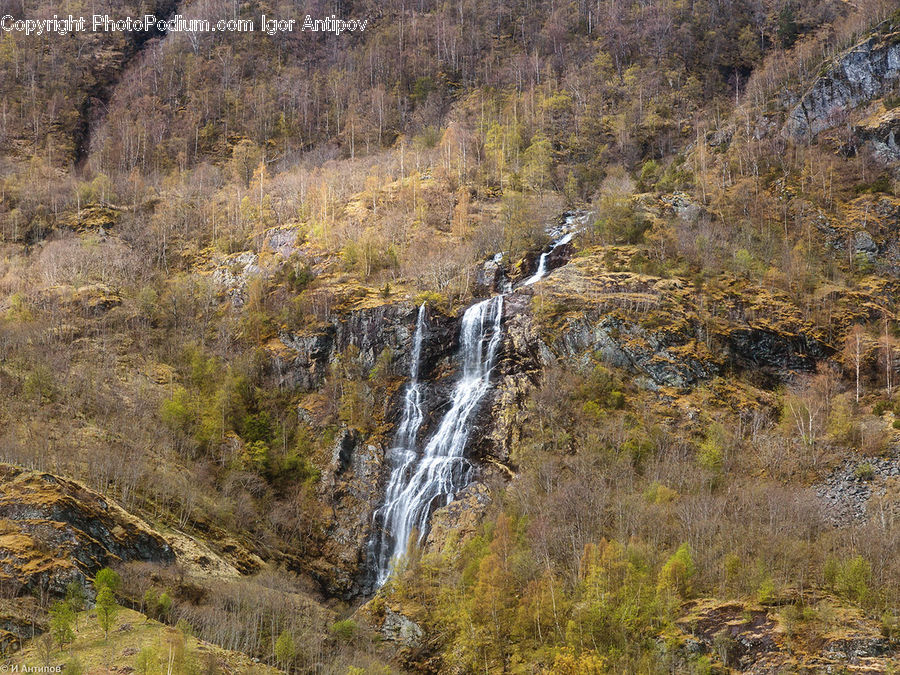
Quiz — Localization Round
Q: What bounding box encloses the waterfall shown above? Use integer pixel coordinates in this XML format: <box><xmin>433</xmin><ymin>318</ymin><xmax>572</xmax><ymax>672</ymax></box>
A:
<box><xmin>521</xmin><ymin>231</ymin><xmax>575</xmax><ymax>287</ymax></box>
<box><xmin>370</xmin><ymin>304</ymin><xmax>428</xmax><ymax>585</ymax></box>
<box><xmin>371</xmin><ymin>225</ymin><xmax>577</xmax><ymax>587</ymax></box>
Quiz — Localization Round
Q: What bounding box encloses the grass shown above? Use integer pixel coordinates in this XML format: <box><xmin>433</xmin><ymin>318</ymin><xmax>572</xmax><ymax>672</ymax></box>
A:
<box><xmin>10</xmin><ymin>607</ymin><xmax>280</xmax><ymax>674</ymax></box>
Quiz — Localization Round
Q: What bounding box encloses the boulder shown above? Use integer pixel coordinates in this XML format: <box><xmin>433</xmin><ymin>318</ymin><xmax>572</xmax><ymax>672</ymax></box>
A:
<box><xmin>474</xmin><ymin>254</ymin><xmax>506</xmax><ymax>295</ymax></box>
<box><xmin>423</xmin><ymin>482</ymin><xmax>491</xmax><ymax>556</ymax></box>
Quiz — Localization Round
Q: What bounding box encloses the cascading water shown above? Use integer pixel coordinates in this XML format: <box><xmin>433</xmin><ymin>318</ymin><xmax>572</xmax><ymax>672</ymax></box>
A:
<box><xmin>371</xmin><ymin>223</ymin><xmax>578</xmax><ymax>587</ymax></box>
<box><xmin>521</xmin><ymin>231</ymin><xmax>575</xmax><ymax>286</ymax></box>
<box><xmin>372</xmin><ymin>296</ymin><xmax>503</xmax><ymax>586</ymax></box>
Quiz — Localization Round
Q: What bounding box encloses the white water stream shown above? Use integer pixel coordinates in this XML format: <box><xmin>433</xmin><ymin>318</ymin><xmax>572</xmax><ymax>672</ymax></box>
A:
<box><xmin>371</xmin><ymin>223</ymin><xmax>578</xmax><ymax>586</ymax></box>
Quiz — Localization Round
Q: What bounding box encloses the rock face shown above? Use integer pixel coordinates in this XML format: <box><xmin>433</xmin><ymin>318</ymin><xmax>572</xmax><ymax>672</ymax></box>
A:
<box><xmin>474</xmin><ymin>254</ymin><xmax>507</xmax><ymax>295</ymax></box>
<box><xmin>0</xmin><ymin>464</ymin><xmax>174</xmax><ymax>598</ymax></box>
<box><xmin>0</xmin><ymin>464</ymin><xmax>174</xmax><ymax>651</ymax></box>
<box><xmin>500</xmin><ymin>272</ymin><xmax>720</xmax><ymax>391</ymax></box>
<box><xmin>304</xmin><ymin>306</ymin><xmax>460</xmax><ymax>597</ymax></box>
<box><xmin>676</xmin><ymin>598</ymin><xmax>898</xmax><ymax>674</ymax></box>
<box><xmin>726</xmin><ymin>328</ymin><xmax>832</xmax><ymax>372</ymax></box>
<box><xmin>814</xmin><ymin>195</ymin><xmax>900</xmax><ymax>273</ymax></box>
<box><xmin>381</xmin><ymin>606</ymin><xmax>424</xmax><ymax>648</ymax></box>
<box><xmin>212</xmin><ymin>251</ymin><xmax>262</xmax><ymax>307</ymax></box>
<box><xmin>316</xmin><ymin>429</ymin><xmax>386</xmax><ymax>597</ymax></box>
<box><xmin>314</xmin><ymin>232</ymin><xmax>850</xmax><ymax>599</ymax></box>
<box><xmin>274</xmin><ymin>301</ymin><xmax>458</xmax><ymax>392</ymax></box>
<box><xmin>785</xmin><ymin>31</ymin><xmax>900</xmax><ymax>138</ymax></box>
<box><xmin>816</xmin><ymin>450</ymin><xmax>900</xmax><ymax>526</ymax></box>
<box><xmin>423</xmin><ymin>482</ymin><xmax>492</xmax><ymax>556</ymax></box>
<box><xmin>854</xmin><ymin>106</ymin><xmax>900</xmax><ymax>164</ymax></box>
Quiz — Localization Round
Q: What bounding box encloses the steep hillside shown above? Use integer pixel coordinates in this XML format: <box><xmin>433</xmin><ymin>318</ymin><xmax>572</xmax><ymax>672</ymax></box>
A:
<box><xmin>2</xmin><ymin>0</ymin><xmax>900</xmax><ymax>673</ymax></box>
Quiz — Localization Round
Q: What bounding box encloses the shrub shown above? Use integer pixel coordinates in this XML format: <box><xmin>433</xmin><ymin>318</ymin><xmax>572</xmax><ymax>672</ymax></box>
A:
<box><xmin>836</xmin><ymin>556</ymin><xmax>871</xmax><ymax>604</ymax></box>
<box><xmin>698</xmin><ymin>422</ymin><xmax>727</xmax><ymax>472</ymax></box>
<box><xmin>160</xmin><ymin>386</ymin><xmax>195</xmax><ymax>434</ymax></box>
<box><xmin>274</xmin><ymin>630</ymin><xmax>296</xmax><ymax>668</ymax></box>
<box><xmin>413</xmin><ymin>290</ymin><xmax>446</xmax><ymax>310</ymax></box>
<box><xmin>65</xmin><ymin>580</ymin><xmax>87</xmax><ymax>613</ymax></box>
<box><xmin>49</xmin><ymin>601</ymin><xmax>75</xmax><ymax>648</ymax></box>
<box><xmin>644</xmin><ymin>482</ymin><xmax>678</xmax><ymax>504</ymax></box>
<box><xmin>723</xmin><ymin>554</ymin><xmax>741</xmax><ymax>582</ymax></box>
<box><xmin>330</xmin><ymin>619</ymin><xmax>358</xmax><ymax>642</ymax></box>
<box><xmin>62</xmin><ymin>658</ymin><xmax>84</xmax><ymax>675</ymax></box>
<box><xmin>881</xmin><ymin>612</ymin><xmax>899</xmax><ymax>640</ymax></box>
<box><xmin>854</xmin><ymin>463</ymin><xmax>875</xmax><ymax>481</ymax></box>
<box><xmin>242</xmin><ymin>412</ymin><xmax>273</xmax><ymax>444</ymax></box>
<box><xmin>756</xmin><ymin>577</ymin><xmax>776</xmax><ymax>604</ymax></box>
<box><xmin>873</xmin><ymin>400</ymin><xmax>892</xmax><ymax>416</ymax></box>
<box><xmin>657</xmin><ymin>543</ymin><xmax>696</xmax><ymax>599</ymax></box>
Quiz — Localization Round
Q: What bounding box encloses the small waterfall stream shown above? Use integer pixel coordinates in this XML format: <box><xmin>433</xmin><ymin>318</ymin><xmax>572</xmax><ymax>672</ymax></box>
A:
<box><xmin>371</xmin><ymin>222</ymin><xmax>579</xmax><ymax>586</ymax></box>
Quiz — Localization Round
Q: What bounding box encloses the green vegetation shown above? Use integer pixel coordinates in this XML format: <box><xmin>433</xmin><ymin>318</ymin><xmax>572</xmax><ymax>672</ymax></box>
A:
<box><xmin>1</xmin><ymin>0</ymin><xmax>899</xmax><ymax>671</ymax></box>
<box><xmin>15</xmin><ymin>607</ymin><xmax>278</xmax><ymax>674</ymax></box>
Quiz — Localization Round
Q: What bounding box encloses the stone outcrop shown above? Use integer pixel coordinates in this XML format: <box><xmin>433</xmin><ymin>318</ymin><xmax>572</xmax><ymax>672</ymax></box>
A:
<box><xmin>726</xmin><ymin>327</ymin><xmax>832</xmax><ymax>372</ymax></box>
<box><xmin>813</xmin><ymin>194</ymin><xmax>900</xmax><ymax>274</ymax></box>
<box><xmin>501</xmin><ymin>268</ymin><xmax>720</xmax><ymax>391</ymax></box>
<box><xmin>675</xmin><ymin>597</ymin><xmax>897</xmax><ymax>673</ymax></box>
<box><xmin>854</xmin><ymin>106</ymin><xmax>900</xmax><ymax>164</ymax></box>
<box><xmin>816</xmin><ymin>449</ymin><xmax>900</xmax><ymax>526</ymax></box>
<box><xmin>212</xmin><ymin>251</ymin><xmax>262</xmax><ymax>307</ymax></box>
<box><xmin>316</xmin><ymin>428</ymin><xmax>385</xmax><ymax>597</ymax></box>
<box><xmin>381</xmin><ymin>606</ymin><xmax>424</xmax><ymax>648</ymax></box>
<box><xmin>474</xmin><ymin>254</ymin><xmax>507</xmax><ymax>295</ymax></box>
<box><xmin>273</xmin><ymin>301</ymin><xmax>457</xmax><ymax>392</ymax></box>
<box><xmin>295</xmin><ymin>305</ymin><xmax>462</xmax><ymax>598</ymax></box>
<box><xmin>309</xmin><ymin>230</ymin><xmax>854</xmax><ymax>600</ymax></box>
<box><xmin>0</xmin><ymin>464</ymin><xmax>174</xmax><ymax>598</ymax></box>
<box><xmin>423</xmin><ymin>482</ymin><xmax>492</xmax><ymax>556</ymax></box>
<box><xmin>0</xmin><ymin>464</ymin><xmax>175</xmax><ymax>651</ymax></box>
<box><xmin>785</xmin><ymin>30</ymin><xmax>900</xmax><ymax>139</ymax></box>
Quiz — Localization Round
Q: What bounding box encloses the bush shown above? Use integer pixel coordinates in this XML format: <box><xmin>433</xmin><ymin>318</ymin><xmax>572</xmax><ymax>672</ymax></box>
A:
<box><xmin>62</xmin><ymin>658</ymin><xmax>84</xmax><ymax>675</ymax></box>
<box><xmin>413</xmin><ymin>290</ymin><xmax>446</xmax><ymax>310</ymax></box>
<box><xmin>881</xmin><ymin>612</ymin><xmax>899</xmax><ymax>640</ymax></box>
<box><xmin>698</xmin><ymin>422</ymin><xmax>727</xmax><ymax>472</ymax></box>
<box><xmin>723</xmin><ymin>553</ymin><xmax>741</xmax><ymax>582</ymax></box>
<box><xmin>873</xmin><ymin>400</ymin><xmax>893</xmax><ymax>416</ymax></box>
<box><xmin>854</xmin><ymin>463</ymin><xmax>875</xmax><ymax>481</ymax></box>
<box><xmin>160</xmin><ymin>386</ymin><xmax>195</xmax><ymax>435</ymax></box>
<box><xmin>330</xmin><ymin>618</ymin><xmax>358</xmax><ymax>642</ymax></box>
<box><xmin>756</xmin><ymin>577</ymin><xmax>776</xmax><ymax>604</ymax></box>
<box><xmin>836</xmin><ymin>556</ymin><xmax>871</xmax><ymax>604</ymax></box>
<box><xmin>657</xmin><ymin>543</ymin><xmax>696</xmax><ymax>599</ymax></box>
<box><xmin>242</xmin><ymin>412</ymin><xmax>273</xmax><ymax>444</ymax></box>
<box><xmin>49</xmin><ymin>601</ymin><xmax>75</xmax><ymax>648</ymax></box>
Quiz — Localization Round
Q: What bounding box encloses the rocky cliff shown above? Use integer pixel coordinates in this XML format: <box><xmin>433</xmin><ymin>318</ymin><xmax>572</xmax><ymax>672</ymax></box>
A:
<box><xmin>0</xmin><ymin>464</ymin><xmax>174</xmax><ymax>651</ymax></box>
<box><xmin>273</xmin><ymin>300</ymin><xmax>458</xmax><ymax>392</ymax></box>
<box><xmin>785</xmin><ymin>30</ymin><xmax>900</xmax><ymax>139</ymax></box>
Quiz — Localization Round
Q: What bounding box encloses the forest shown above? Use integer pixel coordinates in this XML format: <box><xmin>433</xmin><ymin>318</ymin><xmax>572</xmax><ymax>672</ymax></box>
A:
<box><xmin>1</xmin><ymin>0</ymin><xmax>900</xmax><ymax>672</ymax></box>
